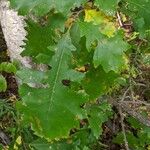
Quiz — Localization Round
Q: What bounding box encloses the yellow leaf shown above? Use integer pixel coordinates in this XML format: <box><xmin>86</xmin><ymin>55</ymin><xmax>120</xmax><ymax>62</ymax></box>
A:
<box><xmin>84</xmin><ymin>9</ymin><xmax>116</xmax><ymax>37</ymax></box>
<box><xmin>100</xmin><ymin>22</ymin><xmax>116</xmax><ymax>37</ymax></box>
<box><xmin>13</xmin><ymin>136</ymin><xmax>22</xmax><ymax>150</ymax></box>
<box><xmin>85</xmin><ymin>9</ymin><xmax>106</xmax><ymax>24</ymax></box>
<box><xmin>147</xmin><ymin>145</ymin><xmax>150</xmax><ymax>150</ymax></box>
<box><xmin>14</xmin><ymin>143</ymin><xmax>18</xmax><ymax>150</ymax></box>
<box><xmin>16</xmin><ymin>136</ymin><xmax>22</xmax><ymax>145</ymax></box>
<box><xmin>75</xmin><ymin>66</ymin><xmax>86</xmax><ymax>72</ymax></box>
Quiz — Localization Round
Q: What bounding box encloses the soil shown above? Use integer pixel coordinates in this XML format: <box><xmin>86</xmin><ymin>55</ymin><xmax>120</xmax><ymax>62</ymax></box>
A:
<box><xmin>0</xmin><ymin>24</ymin><xmax>19</xmax><ymax>146</ymax></box>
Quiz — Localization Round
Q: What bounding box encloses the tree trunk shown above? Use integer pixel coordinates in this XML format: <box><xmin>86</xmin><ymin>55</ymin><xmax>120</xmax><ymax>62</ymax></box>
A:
<box><xmin>0</xmin><ymin>0</ymin><xmax>32</xmax><ymax>68</ymax></box>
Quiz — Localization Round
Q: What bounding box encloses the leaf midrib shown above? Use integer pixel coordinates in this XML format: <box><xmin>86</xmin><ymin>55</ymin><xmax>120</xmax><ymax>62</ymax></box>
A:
<box><xmin>46</xmin><ymin>46</ymin><xmax>65</xmax><ymax>119</ymax></box>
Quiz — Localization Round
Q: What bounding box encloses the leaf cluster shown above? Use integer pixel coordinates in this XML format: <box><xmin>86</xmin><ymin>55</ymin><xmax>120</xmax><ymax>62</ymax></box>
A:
<box><xmin>6</xmin><ymin>0</ymin><xmax>150</xmax><ymax>149</ymax></box>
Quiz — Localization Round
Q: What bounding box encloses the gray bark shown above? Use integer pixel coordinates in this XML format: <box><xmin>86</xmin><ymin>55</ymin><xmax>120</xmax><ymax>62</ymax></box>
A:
<box><xmin>0</xmin><ymin>0</ymin><xmax>48</xmax><ymax>88</ymax></box>
<box><xmin>0</xmin><ymin>0</ymin><xmax>32</xmax><ymax>68</ymax></box>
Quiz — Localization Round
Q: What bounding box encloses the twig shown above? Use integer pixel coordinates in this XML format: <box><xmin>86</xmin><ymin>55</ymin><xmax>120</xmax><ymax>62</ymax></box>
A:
<box><xmin>118</xmin><ymin>89</ymin><xmax>129</xmax><ymax>150</ymax></box>
<box><xmin>129</xmin><ymin>79</ymin><xmax>136</xmax><ymax>108</ymax></box>
<box><xmin>120</xmin><ymin>100</ymin><xmax>150</xmax><ymax>106</ymax></box>
<box><xmin>120</xmin><ymin>87</ymin><xmax>130</xmax><ymax>102</ymax></box>
<box><xmin>123</xmin><ymin>23</ymin><xmax>132</xmax><ymax>26</ymax></box>
<box><xmin>135</xmin><ymin>83</ymin><xmax>147</xmax><ymax>87</ymax></box>
<box><xmin>118</xmin><ymin>88</ymin><xmax>130</xmax><ymax>150</ymax></box>
<box><xmin>0</xmin><ymin>129</ymin><xmax>10</xmax><ymax>145</ymax></box>
<box><xmin>120</xmin><ymin>103</ymin><xmax>150</xmax><ymax>127</ymax></box>
<box><xmin>98</xmin><ymin>142</ymin><xmax>109</xmax><ymax>148</ymax></box>
<box><xmin>117</xmin><ymin>11</ymin><xmax>123</xmax><ymax>27</ymax></box>
<box><xmin>119</xmin><ymin>107</ymin><xmax>129</xmax><ymax>150</ymax></box>
<box><xmin>109</xmin><ymin>99</ymin><xmax>150</xmax><ymax>127</ymax></box>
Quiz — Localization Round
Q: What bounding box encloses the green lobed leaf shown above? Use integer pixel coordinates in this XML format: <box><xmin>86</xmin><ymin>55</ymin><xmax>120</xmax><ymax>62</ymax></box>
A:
<box><xmin>128</xmin><ymin>0</ymin><xmax>150</xmax><ymax>27</ymax></box>
<box><xmin>70</xmin><ymin>23</ymin><xmax>81</xmax><ymax>50</ymax></box>
<box><xmin>78</xmin><ymin>21</ymin><xmax>104</xmax><ymax>51</ymax></box>
<box><xmin>35</xmin><ymin>53</ymin><xmax>53</xmax><ymax>65</ymax></box>
<box><xmin>30</xmin><ymin>129</ymin><xmax>96</xmax><ymax>150</ymax></box>
<box><xmin>71</xmin><ymin>36</ymin><xmax>93</xmax><ymax>67</ymax></box>
<box><xmin>70</xmin><ymin>33</ymin><xmax>119</xmax><ymax>100</ymax></box>
<box><xmin>95</xmin><ymin>0</ymin><xmax>120</xmax><ymax>16</ymax></box>
<box><xmin>17</xmin><ymin>33</ymin><xmax>88</xmax><ymax>140</ymax></box>
<box><xmin>93</xmin><ymin>33</ymin><xmax>129</xmax><ymax>72</ymax></box>
<box><xmin>30</xmin><ymin>138</ymin><xmax>73</xmax><ymax>150</ymax></box>
<box><xmin>82</xmin><ymin>66</ymin><xmax>118</xmax><ymax>100</ymax></box>
<box><xmin>9</xmin><ymin>0</ymin><xmax>86</xmax><ymax>16</ymax></box>
<box><xmin>64</xmin><ymin>69</ymin><xmax>85</xmax><ymax>82</ymax></box>
<box><xmin>22</xmin><ymin>13</ymin><xmax>66</xmax><ymax>59</ymax></box>
<box><xmin>71</xmin><ymin>129</ymin><xmax>96</xmax><ymax>149</ymax></box>
<box><xmin>16</xmin><ymin>68</ymin><xmax>47</xmax><ymax>84</ymax></box>
<box><xmin>121</xmin><ymin>0</ymin><xmax>150</xmax><ymax>38</ymax></box>
<box><xmin>87</xmin><ymin>102</ymin><xmax>112</xmax><ymax>138</ymax></box>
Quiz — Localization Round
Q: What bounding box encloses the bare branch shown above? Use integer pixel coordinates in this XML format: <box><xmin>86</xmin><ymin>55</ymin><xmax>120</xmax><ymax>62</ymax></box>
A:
<box><xmin>119</xmin><ymin>107</ymin><xmax>129</xmax><ymax>150</ymax></box>
<box><xmin>117</xmin><ymin>11</ymin><xmax>123</xmax><ymax>27</ymax></box>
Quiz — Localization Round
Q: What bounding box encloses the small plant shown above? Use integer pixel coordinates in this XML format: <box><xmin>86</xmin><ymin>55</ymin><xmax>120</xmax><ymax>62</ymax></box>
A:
<box><xmin>0</xmin><ymin>62</ymin><xmax>16</xmax><ymax>92</ymax></box>
<box><xmin>113</xmin><ymin>117</ymin><xmax>150</xmax><ymax>150</ymax></box>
